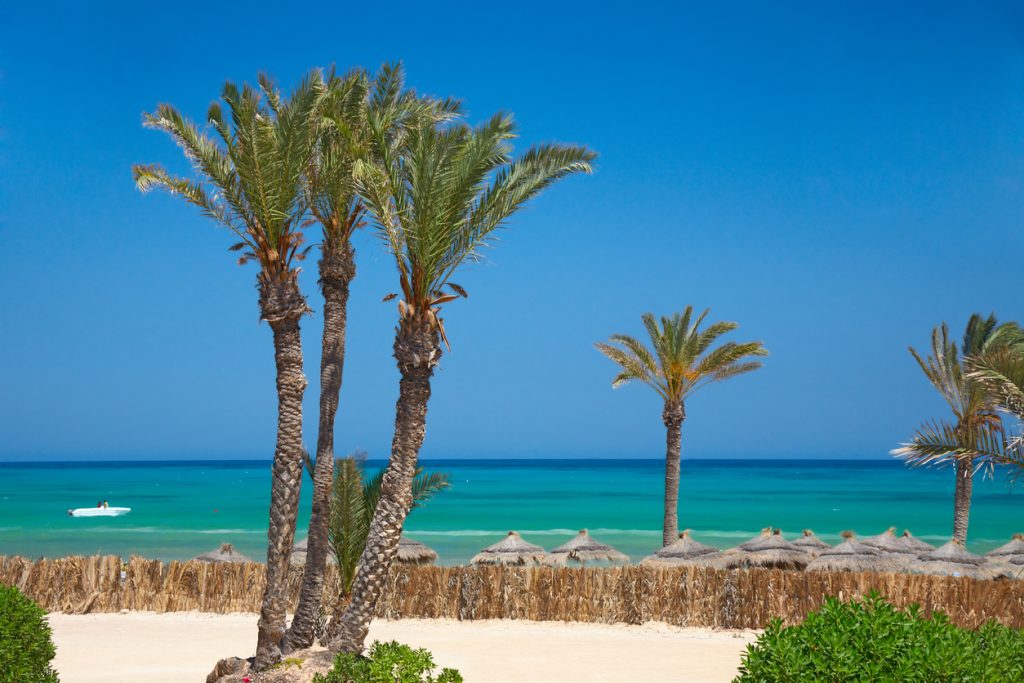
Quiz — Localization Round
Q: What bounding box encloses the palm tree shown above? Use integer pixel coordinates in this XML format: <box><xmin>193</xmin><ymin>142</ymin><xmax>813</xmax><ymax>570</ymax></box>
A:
<box><xmin>596</xmin><ymin>309</ymin><xmax>767</xmax><ymax>546</ymax></box>
<box><xmin>284</xmin><ymin>64</ymin><xmax>456</xmax><ymax>653</ymax></box>
<box><xmin>326</xmin><ymin>113</ymin><xmax>595</xmax><ymax>653</ymax></box>
<box><xmin>132</xmin><ymin>73</ymin><xmax>321</xmax><ymax>669</ymax></box>
<box><xmin>894</xmin><ymin>314</ymin><xmax>1023</xmax><ymax>544</ymax></box>
<box><xmin>897</xmin><ymin>346</ymin><xmax>1024</xmax><ymax>484</ymax></box>
<box><xmin>327</xmin><ymin>452</ymin><xmax>450</xmax><ymax>596</ymax></box>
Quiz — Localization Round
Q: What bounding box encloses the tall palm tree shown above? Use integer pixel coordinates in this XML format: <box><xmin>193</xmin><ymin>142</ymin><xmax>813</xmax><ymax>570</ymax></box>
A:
<box><xmin>894</xmin><ymin>314</ymin><xmax>1023</xmax><ymax>544</ymax></box>
<box><xmin>283</xmin><ymin>64</ymin><xmax>456</xmax><ymax>653</ymax></box>
<box><xmin>596</xmin><ymin>309</ymin><xmax>767</xmax><ymax>546</ymax></box>
<box><xmin>326</xmin><ymin>113</ymin><xmax>595</xmax><ymax>653</ymax></box>
<box><xmin>132</xmin><ymin>73</ymin><xmax>321</xmax><ymax>669</ymax></box>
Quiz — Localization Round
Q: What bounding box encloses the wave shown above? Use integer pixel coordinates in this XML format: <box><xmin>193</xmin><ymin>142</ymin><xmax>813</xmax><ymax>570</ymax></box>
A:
<box><xmin>70</xmin><ymin>527</ymin><xmax>263</xmax><ymax>535</ymax></box>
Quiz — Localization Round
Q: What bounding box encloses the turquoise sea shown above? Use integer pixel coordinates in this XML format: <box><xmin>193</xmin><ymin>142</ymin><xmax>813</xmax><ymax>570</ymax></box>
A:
<box><xmin>0</xmin><ymin>459</ymin><xmax>1021</xmax><ymax>564</ymax></box>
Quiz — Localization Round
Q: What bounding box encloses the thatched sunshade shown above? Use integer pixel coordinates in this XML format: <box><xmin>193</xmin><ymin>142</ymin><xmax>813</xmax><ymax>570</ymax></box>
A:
<box><xmin>396</xmin><ymin>536</ymin><xmax>438</xmax><ymax>565</ymax></box>
<box><xmin>641</xmin><ymin>530</ymin><xmax>721</xmax><ymax>566</ymax></box>
<box><xmin>899</xmin><ymin>530</ymin><xmax>934</xmax><ymax>553</ymax></box>
<box><xmin>471</xmin><ymin>531</ymin><xmax>546</xmax><ymax>566</ymax></box>
<box><xmin>719</xmin><ymin>529</ymin><xmax>809</xmax><ymax>570</ymax></box>
<box><xmin>986</xmin><ymin>534</ymin><xmax>1024</xmax><ymax>560</ymax></box>
<box><xmin>193</xmin><ymin>543</ymin><xmax>251</xmax><ymax>564</ymax></box>
<box><xmin>545</xmin><ymin>530</ymin><xmax>629</xmax><ymax>565</ymax></box>
<box><xmin>805</xmin><ymin>532</ymin><xmax>903</xmax><ymax>573</ymax></box>
<box><xmin>791</xmin><ymin>530</ymin><xmax>831</xmax><ymax>555</ymax></box>
<box><xmin>863</xmin><ymin>528</ymin><xmax>916</xmax><ymax>557</ymax></box>
<box><xmin>909</xmin><ymin>541</ymin><xmax>1000</xmax><ymax>580</ymax></box>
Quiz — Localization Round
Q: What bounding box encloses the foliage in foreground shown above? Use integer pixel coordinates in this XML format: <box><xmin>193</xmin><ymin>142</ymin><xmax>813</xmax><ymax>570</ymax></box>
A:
<box><xmin>0</xmin><ymin>584</ymin><xmax>59</xmax><ymax>683</ymax></box>
<box><xmin>734</xmin><ymin>591</ymin><xmax>1024</xmax><ymax>682</ymax></box>
<box><xmin>313</xmin><ymin>641</ymin><xmax>462</xmax><ymax>683</ymax></box>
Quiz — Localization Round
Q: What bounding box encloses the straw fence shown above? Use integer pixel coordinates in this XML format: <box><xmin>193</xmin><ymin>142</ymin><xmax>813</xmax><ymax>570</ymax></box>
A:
<box><xmin>3</xmin><ymin>555</ymin><xmax>1023</xmax><ymax>629</ymax></box>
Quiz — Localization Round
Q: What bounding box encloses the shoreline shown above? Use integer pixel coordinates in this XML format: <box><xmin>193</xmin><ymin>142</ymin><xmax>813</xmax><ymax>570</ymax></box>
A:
<box><xmin>49</xmin><ymin>612</ymin><xmax>759</xmax><ymax>683</ymax></box>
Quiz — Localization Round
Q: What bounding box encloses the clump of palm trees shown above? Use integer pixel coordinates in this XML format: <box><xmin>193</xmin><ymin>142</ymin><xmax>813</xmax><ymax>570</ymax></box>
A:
<box><xmin>894</xmin><ymin>314</ymin><xmax>1024</xmax><ymax>544</ymax></box>
<box><xmin>134</xmin><ymin>63</ymin><xmax>594</xmax><ymax>667</ymax></box>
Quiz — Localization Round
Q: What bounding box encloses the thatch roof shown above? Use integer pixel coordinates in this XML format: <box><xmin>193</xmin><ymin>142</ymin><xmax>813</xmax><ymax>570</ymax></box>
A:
<box><xmin>193</xmin><ymin>543</ymin><xmax>251</xmax><ymax>564</ymax></box>
<box><xmin>738</xmin><ymin>528</ymin><xmax>774</xmax><ymax>550</ymax></box>
<box><xmin>395</xmin><ymin>536</ymin><xmax>438</xmax><ymax>565</ymax></box>
<box><xmin>720</xmin><ymin>529</ymin><xmax>809</xmax><ymax>570</ymax></box>
<box><xmin>909</xmin><ymin>541</ymin><xmax>1000</xmax><ymax>580</ymax></box>
<box><xmin>471</xmin><ymin>531</ymin><xmax>546</xmax><ymax>566</ymax></box>
<box><xmin>899</xmin><ymin>530</ymin><xmax>935</xmax><ymax>553</ymax></box>
<box><xmin>805</xmin><ymin>532</ymin><xmax>903</xmax><ymax>573</ymax></box>
<box><xmin>863</xmin><ymin>527</ymin><xmax>915</xmax><ymax>555</ymax></box>
<box><xmin>791</xmin><ymin>530</ymin><xmax>831</xmax><ymax>554</ymax></box>
<box><xmin>545</xmin><ymin>530</ymin><xmax>629</xmax><ymax>565</ymax></box>
<box><xmin>986</xmin><ymin>534</ymin><xmax>1024</xmax><ymax>559</ymax></box>
<box><xmin>641</xmin><ymin>530</ymin><xmax>721</xmax><ymax>566</ymax></box>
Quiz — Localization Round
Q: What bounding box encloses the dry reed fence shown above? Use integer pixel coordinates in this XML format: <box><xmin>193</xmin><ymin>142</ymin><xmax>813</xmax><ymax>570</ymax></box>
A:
<box><xmin>3</xmin><ymin>555</ymin><xmax>1023</xmax><ymax>629</ymax></box>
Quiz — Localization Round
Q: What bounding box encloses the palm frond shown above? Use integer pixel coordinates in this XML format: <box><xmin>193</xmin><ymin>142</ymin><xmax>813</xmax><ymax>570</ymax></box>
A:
<box><xmin>892</xmin><ymin>419</ymin><xmax>1007</xmax><ymax>473</ymax></box>
<box><xmin>328</xmin><ymin>456</ymin><xmax>368</xmax><ymax>593</ymax></box>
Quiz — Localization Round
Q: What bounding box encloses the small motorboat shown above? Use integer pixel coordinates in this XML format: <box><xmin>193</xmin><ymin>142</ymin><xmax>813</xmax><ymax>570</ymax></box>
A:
<box><xmin>68</xmin><ymin>506</ymin><xmax>131</xmax><ymax>517</ymax></box>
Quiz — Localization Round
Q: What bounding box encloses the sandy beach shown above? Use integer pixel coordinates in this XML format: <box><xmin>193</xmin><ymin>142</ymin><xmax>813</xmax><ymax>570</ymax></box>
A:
<box><xmin>49</xmin><ymin>612</ymin><xmax>757</xmax><ymax>683</ymax></box>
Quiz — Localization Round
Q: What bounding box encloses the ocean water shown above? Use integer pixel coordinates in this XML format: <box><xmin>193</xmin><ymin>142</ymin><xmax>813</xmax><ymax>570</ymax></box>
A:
<box><xmin>0</xmin><ymin>459</ymin><xmax>1021</xmax><ymax>564</ymax></box>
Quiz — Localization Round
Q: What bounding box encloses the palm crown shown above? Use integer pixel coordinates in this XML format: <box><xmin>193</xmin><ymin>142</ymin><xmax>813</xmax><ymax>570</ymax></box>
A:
<box><xmin>308</xmin><ymin>64</ymin><xmax>461</xmax><ymax>248</ymax></box>
<box><xmin>596</xmin><ymin>307</ymin><xmax>768</xmax><ymax>406</ymax></box>
<box><xmin>909</xmin><ymin>314</ymin><xmax>1023</xmax><ymax>430</ymax></box>
<box><xmin>133</xmin><ymin>72</ymin><xmax>322</xmax><ymax>290</ymax></box>
<box><xmin>355</xmin><ymin>111</ymin><xmax>596</xmax><ymax>343</ymax></box>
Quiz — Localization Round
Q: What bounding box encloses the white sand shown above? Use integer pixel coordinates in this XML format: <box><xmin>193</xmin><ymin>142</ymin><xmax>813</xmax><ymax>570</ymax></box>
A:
<box><xmin>49</xmin><ymin>612</ymin><xmax>757</xmax><ymax>683</ymax></box>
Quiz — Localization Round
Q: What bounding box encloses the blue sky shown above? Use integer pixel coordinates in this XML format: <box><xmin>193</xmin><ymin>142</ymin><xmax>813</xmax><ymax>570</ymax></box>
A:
<box><xmin>1</xmin><ymin>1</ymin><xmax>1022</xmax><ymax>461</ymax></box>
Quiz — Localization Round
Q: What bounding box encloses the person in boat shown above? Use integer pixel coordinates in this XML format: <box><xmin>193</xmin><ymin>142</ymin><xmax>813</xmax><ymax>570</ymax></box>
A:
<box><xmin>97</xmin><ymin>501</ymin><xmax>103</xmax><ymax>507</ymax></box>
<box><xmin>103</xmin><ymin>500</ymin><xmax>109</xmax><ymax>508</ymax></box>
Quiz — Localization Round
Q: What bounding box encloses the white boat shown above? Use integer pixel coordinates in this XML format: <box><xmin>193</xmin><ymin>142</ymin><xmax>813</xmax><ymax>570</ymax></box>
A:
<box><xmin>68</xmin><ymin>507</ymin><xmax>131</xmax><ymax>517</ymax></box>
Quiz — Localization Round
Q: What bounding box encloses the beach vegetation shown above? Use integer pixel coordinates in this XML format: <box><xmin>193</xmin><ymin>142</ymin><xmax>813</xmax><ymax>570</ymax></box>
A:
<box><xmin>314</xmin><ymin>641</ymin><xmax>462</xmax><ymax>683</ymax></box>
<box><xmin>328</xmin><ymin>453</ymin><xmax>450</xmax><ymax>594</ymax></box>
<box><xmin>133</xmin><ymin>72</ymin><xmax>323</xmax><ymax>669</ymax></box>
<box><xmin>287</xmin><ymin>63</ymin><xmax>456</xmax><ymax>654</ymax></box>
<box><xmin>326</xmin><ymin>101</ymin><xmax>594</xmax><ymax>653</ymax></box>
<box><xmin>0</xmin><ymin>584</ymin><xmax>59</xmax><ymax>683</ymax></box>
<box><xmin>596</xmin><ymin>308</ymin><xmax>767</xmax><ymax>546</ymax></box>
<box><xmin>894</xmin><ymin>315</ymin><xmax>1023</xmax><ymax>544</ymax></box>
<box><xmin>735</xmin><ymin>591</ymin><xmax>1024</xmax><ymax>682</ymax></box>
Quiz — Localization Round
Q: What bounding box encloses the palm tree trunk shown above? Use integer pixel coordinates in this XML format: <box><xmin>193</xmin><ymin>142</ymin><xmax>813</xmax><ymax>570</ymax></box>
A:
<box><xmin>327</xmin><ymin>314</ymin><xmax>440</xmax><ymax>653</ymax></box>
<box><xmin>283</xmin><ymin>243</ymin><xmax>355</xmax><ymax>653</ymax></box>
<box><xmin>662</xmin><ymin>401</ymin><xmax>686</xmax><ymax>547</ymax></box>
<box><xmin>952</xmin><ymin>454</ymin><xmax>974</xmax><ymax>545</ymax></box>
<box><xmin>254</xmin><ymin>277</ymin><xmax>310</xmax><ymax>670</ymax></box>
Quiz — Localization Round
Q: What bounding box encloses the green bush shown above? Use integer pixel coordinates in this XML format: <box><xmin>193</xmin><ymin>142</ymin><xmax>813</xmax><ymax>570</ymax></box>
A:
<box><xmin>0</xmin><ymin>584</ymin><xmax>59</xmax><ymax>683</ymax></box>
<box><xmin>314</xmin><ymin>640</ymin><xmax>462</xmax><ymax>683</ymax></box>
<box><xmin>735</xmin><ymin>591</ymin><xmax>1024</xmax><ymax>682</ymax></box>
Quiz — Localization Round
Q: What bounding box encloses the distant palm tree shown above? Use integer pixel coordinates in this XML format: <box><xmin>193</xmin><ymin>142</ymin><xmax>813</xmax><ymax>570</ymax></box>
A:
<box><xmin>327</xmin><ymin>112</ymin><xmax>595</xmax><ymax>653</ymax></box>
<box><xmin>894</xmin><ymin>314</ymin><xmax>1023</xmax><ymax>544</ymax></box>
<box><xmin>133</xmin><ymin>73</ymin><xmax>321</xmax><ymax>669</ymax></box>
<box><xmin>596</xmin><ymin>308</ymin><xmax>767</xmax><ymax>546</ymax></box>
<box><xmin>284</xmin><ymin>64</ymin><xmax>457</xmax><ymax>653</ymax></box>
<box><xmin>897</xmin><ymin>345</ymin><xmax>1024</xmax><ymax>485</ymax></box>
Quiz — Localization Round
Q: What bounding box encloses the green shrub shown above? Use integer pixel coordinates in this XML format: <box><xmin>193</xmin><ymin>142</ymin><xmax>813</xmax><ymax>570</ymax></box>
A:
<box><xmin>313</xmin><ymin>640</ymin><xmax>462</xmax><ymax>683</ymax></box>
<box><xmin>735</xmin><ymin>591</ymin><xmax>1024</xmax><ymax>682</ymax></box>
<box><xmin>0</xmin><ymin>584</ymin><xmax>59</xmax><ymax>683</ymax></box>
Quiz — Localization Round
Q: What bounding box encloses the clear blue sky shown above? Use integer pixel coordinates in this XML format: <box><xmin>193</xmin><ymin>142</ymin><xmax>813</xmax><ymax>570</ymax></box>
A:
<box><xmin>1</xmin><ymin>1</ymin><xmax>1022</xmax><ymax>461</ymax></box>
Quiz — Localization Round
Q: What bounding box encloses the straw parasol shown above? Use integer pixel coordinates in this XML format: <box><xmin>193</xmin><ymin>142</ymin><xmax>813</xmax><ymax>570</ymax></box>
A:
<box><xmin>862</xmin><ymin>527</ymin><xmax>916</xmax><ymax>558</ymax></box>
<box><xmin>791</xmin><ymin>529</ymin><xmax>831</xmax><ymax>556</ymax></box>
<box><xmin>909</xmin><ymin>541</ymin><xmax>1000</xmax><ymax>580</ymax></box>
<box><xmin>395</xmin><ymin>536</ymin><xmax>438</xmax><ymax>565</ymax></box>
<box><xmin>805</xmin><ymin>531</ymin><xmax>903</xmax><ymax>573</ymax></box>
<box><xmin>471</xmin><ymin>531</ymin><xmax>546</xmax><ymax>566</ymax></box>
<box><xmin>641</xmin><ymin>530</ymin><xmax>721</xmax><ymax>566</ymax></box>
<box><xmin>899</xmin><ymin>530</ymin><xmax>935</xmax><ymax>553</ymax></box>
<box><xmin>193</xmin><ymin>543</ymin><xmax>251</xmax><ymax>564</ymax></box>
<box><xmin>545</xmin><ymin>530</ymin><xmax>629</xmax><ymax>565</ymax></box>
<box><xmin>719</xmin><ymin>529</ymin><xmax>809</xmax><ymax>570</ymax></box>
<box><xmin>986</xmin><ymin>534</ymin><xmax>1024</xmax><ymax>560</ymax></box>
